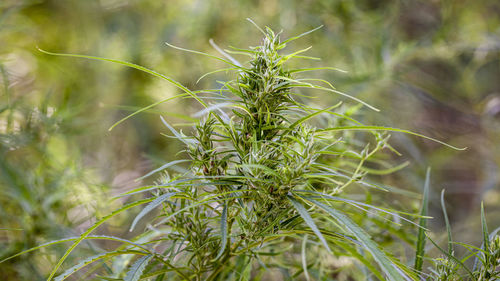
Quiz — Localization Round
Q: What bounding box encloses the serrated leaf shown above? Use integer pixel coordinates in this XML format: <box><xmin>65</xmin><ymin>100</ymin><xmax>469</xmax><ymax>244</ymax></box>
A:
<box><xmin>288</xmin><ymin>195</ymin><xmax>331</xmax><ymax>252</ymax></box>
<box><xmin>124</xmin><ymin>255</ymin><xmax>153</xmax><ymax>281</ymax></box>
<box><xmin>215</xmin><ymin>203</ymin><xmax>228</xmax><ymax>260</ymax></box>
<box><xmin>299</xmin><ymin>194</ymin><xmax>407</xmax><ymax>281</ymax></box>
<box><xmin>130</xmin><ymin>192</ymin><xmax>176</xmax><ymax>232</ymax></box>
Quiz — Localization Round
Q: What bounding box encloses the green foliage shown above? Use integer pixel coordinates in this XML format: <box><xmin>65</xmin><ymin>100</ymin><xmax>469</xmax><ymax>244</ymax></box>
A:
<box><xmin>2</xmin><ymin>0</ymin><xmax>499</xmax><ymax>279</ymax></box>
<box><xmin>423</xmin><ymin>193</ymin><xmax>500</xmax><ymax>280</ymax></box>
<box><xmin>23</xmin><ymin>23</ymin><xmax>437</xmax><ymax>280</ymax></box>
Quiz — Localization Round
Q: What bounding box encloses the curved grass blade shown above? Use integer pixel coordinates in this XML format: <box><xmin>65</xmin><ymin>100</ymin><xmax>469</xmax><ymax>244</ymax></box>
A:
<box><xmin>46</xmin><ymin>198</ymin><xmax>155</xmax><ymax>281</ymax></box>
<box><xmin>440</xmin><ymin>189</ymin><xmax>454</xmax><ymax>255</ymax></box>
<box><xmin>288</xmin><ymin>195</ymin><xmax>331</xmax><ymax>252</ymax></box>
<box><xmin>124</xmin><ymin>255</ymin><xmax>153</xmax><ymax>281</ymax></box>
<box><xmin>295</xmin><ymin>190</ymin><xmax>424</xmax><ymax>227</ymax></box>
<box><xmin>473</xmin><ymin>202</ymin><xmax>490</xmax><ymax>271</ymax></box>
<box><xmin>289</xmin><ymin>66</ymin><xmax>347</xmax><ymax>74</ymax></box>
<box><xmin>282</xmin><ymin>25</ymin><xmax>324</xmax><ymax>45</ymax></box>
<box><xmin>414</xmin><ymin>168</ymin><xmax>430</xmax><ymax>278</ymax></box>
<box><xmin>160</xmin><ymin>116</ymin><xmax>196</xmax><ymax>145</ymax></box>
<box><xmin>246</xmin><ymin>18</ymin><xmax>266</xmax><ymax>36</ymax></box>
<box><xmin>209</xmin><ymin>39</ymin><xmax>242</xmax><ymax>67</ymax></box>
<box><xmin>277</xmin><ymin>76</ymin><xmax>380</xmax><ymax>112</ymax></box>
<box><xmin>36</xmin><ymin>48</ymin><xmax>207</xmax><ymax>114</ymax></box>
<box><xmin>130</xmin><ymin>192</ymin><xmax>177</xmax><ymax>232</ymax></box>
<box><xmin>0</xmin><ymin>235</ymin><xmax>154</xmax><ymax>265</ymax></box>
<box><xmin>289</xmin><ymin>102</ymin><xmax>342</xmax><ymax>129</ymax></box>
<box><xmin>165</xmin><ymin>42</ymin><xmax>240</xmax><ymax>68</ymax></box>
<box><xmin>136</xmin><ymin>160</ymin><xmax>190</xmax><ymax>181</ymax></box>
<box><xmin>299</xmin><ymin>194</ymin><xmax>407</xmax><ymax>281</ymax></box>
<box><xmin>480</xmin><ymin>202</ymin><xmax>489</xmax><ymax>252</ymax></box>
<box><xmin>54</xmin><ymin>250</ymin><xmax>147</xmax><ymax>281</ymax></box>
<box><xmin>316</xmin><ymin>126</ymin><xmax>466</xmax><ymax>150</ymax></box>
<box><xmin>108</xmin><ymin>93</ymin><xmax>190</xmax><ymax>131</ymax></box>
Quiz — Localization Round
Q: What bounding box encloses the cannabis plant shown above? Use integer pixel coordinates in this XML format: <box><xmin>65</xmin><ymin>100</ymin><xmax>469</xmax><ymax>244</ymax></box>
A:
<box><xmin>1</xmin><ymin>22</ymin><xmax>466</xmax><ymax>280</ymax></box>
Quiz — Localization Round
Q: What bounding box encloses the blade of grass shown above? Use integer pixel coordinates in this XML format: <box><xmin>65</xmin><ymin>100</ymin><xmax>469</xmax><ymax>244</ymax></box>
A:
<box><xmin>46</xmin><ymin>198</ymin><xmax>155</xmax><ymax>281</ymax></box>
<box><xmin>414</xmin><ymin>168</ymin><xmax>430</xmax><ymax>277</ymax></box>
<box><xmin>54</xmin><ymin>250</ymin><xmax>148</xmax><ymax>281</ymax></box>
<box><xmin>36</xmin><ymin>48</ymin><xmax>207</xmax><ymax>117</ymax></box>
<box><xmin>316</xmin><ymin>126</ymin><xmax>466</xmax><ymax>150</ymax></box>
<box><xmin>440</xmin><ymin>189</ymin><xmax>454</xmax><ymax>255</ymax></box>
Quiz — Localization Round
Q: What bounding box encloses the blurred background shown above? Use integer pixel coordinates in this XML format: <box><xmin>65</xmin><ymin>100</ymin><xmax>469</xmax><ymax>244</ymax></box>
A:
<box><xmin>1</xmin><ymin>0</ymin><xmax>499</xmax><ymax>279</ymax></box>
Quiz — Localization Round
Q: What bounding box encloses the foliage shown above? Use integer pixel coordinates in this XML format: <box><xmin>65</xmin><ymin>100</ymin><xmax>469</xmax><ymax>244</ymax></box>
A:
<box><xmin>1</xmin><ymin>1</ymin><xmax>499</xmax><ymax>280</ymax></box>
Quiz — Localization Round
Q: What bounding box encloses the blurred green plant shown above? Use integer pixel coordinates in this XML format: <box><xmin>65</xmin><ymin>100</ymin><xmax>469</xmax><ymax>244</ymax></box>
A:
<box><xmin>416</xmin><ymin>191</ymin><xmax>500</xmax><ymax>280</ymax></box>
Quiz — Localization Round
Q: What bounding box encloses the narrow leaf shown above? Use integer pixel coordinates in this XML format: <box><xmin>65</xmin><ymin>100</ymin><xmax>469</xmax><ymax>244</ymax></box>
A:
<box><xmin>440</xmin><ymin>189</ymin><xmax>453</xmax><ymax>255</ymax></box>
<box><xmin>36</xmin><ymin>48</ymin><xmax>207</xmax><ymax>114</ymax></box>
<box><xmin>215</xmin><ymin>203</ymin><xmax>228</xmax><ymax>260</ymax></box>
<box><xmin>54</xmin><ymin>250</ymin><xmax>147</xmax><ymax>281</ymax></box>
<box><xmin>288</xmin><ymin>196</ymin><xmax>331</xmax><ymax>252</ymax></box>
<box><xmin>317</xmin><ymin>126</ymin><xmax>466</xmax><ymax>150</ymax></box>
<box><xmin>414</xmin><ymin>168</ymin><xmax>430</xmax><ymax>277</ymax></box>
<box><xmin>124</xmin><ymin>255</ymin><xmax>153</xmax><ymax>281</ymax></box>
<box><xmin>130</xmin><ymin>192</ymin><xmax>176</xmax><ymax>232</ymax></box>
<box><xmin>300</xmin><ymin>195</ymin><xmax>405</xmax><ymax>281</ymax></box>
<box><xmin>47</xmin><ymin>198</ymin><xmax>155</xmax><ymax>281</ymax></box>
<box><xmin>481</xmin><ymin>202</ymin><xmax>489</xmax><ymax>251</ymax></box>
<box><xmin>136</xmin><ymin>160</ymin><xmax>190</xmax><ymax>181</ymax></box>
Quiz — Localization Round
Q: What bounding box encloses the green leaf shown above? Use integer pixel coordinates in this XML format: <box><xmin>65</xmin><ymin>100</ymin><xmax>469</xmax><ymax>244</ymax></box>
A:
<box><xmin>46</xmin><ymin>198</ymin><xmax>155</xmax><ymax>281</ymax></box>
<box><xmin>299</xmin><ymin>194</ymin><xmax>407</xmax><ymax>281</ymax></box>
<box><xmin>215</xmin><ymin>203</ymin><xmax>228</xmax><ymax>260</ymax></box>
<box><xmin>160</xmin><ymin>116</ymin><xmax>196</xmax><ymax>145</ymax></box>
<box><xmin>0</xmin><ymin>235</ymin><xmax>152</xmax><ymax>264</ymax></box>
<box><xmin>108</xmin><ymin>93</ymin><xmax>190</xmax><ymax>131</ymax></box>
<box><xmin>130</xmin><ymin>192</ymin><xmax>177</xmax><ymax>232</ymax></box>
<box><xmin>481</xmin><ymin>202</ymin><xmax>489</xmax><ymax>252</ymax></box>
<box><xmin>165</xmin><ymin>42</ymin><xmax>240</xmax><ymax>68</ymax></box>
<box><xmin>316</xmin><ymin>126</ymin><xmax>466</xmax><ymax>151</ymax></box>
<box><xmin>440</xmin><ymin>189</ymin><xmax>454</xmax><ymax>255</ymax></box>
<box><xmin>287</xmin><ymin>195</ymin><xmax>331</xmax><ymax>253</ymax></box>
<box><xmin>36</xmin><ymin>47</ymin><xmax>208</xmax><ymax>128</ymax></box>
<box><xmin>54</xmin><ymin>250</ymin><xmax>147</xmax><ymax>281</ymax></box>
<box><xmin>295</xmin><ymin>190</ymin><xmax>423</xmax><ymax>227</ymax></box>
<box><xmin>426</xmin><ymin>233</ymin><xmax>474</xmax><ymax>278</ymax></box>
<box><xmin>414</xmin><ymin>168</ymin><xmax>430</xmax><ymax>277</ymax></box>
<box><xmin>289</xmin><ymin>102</ymin><xmax>342</xmax><ymax>129</ymax></box>
<box><xmin>124</xmin><ymin>255</ymin><xmax>153</xmax><ymax>281</ymax></box>
<box><xmin>137</xmin><ymin>160</ymin><xmax>191</xmax><ymax>181</ymax></box>
<box><xmin>281</xmin><ymin>25</ymin><xmax>324</xmax><ymax>45</ymax></box>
